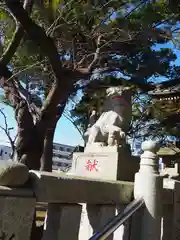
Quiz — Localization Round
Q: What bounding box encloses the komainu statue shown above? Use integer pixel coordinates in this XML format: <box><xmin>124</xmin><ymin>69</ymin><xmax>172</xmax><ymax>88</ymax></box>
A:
<box><xmin>85</xmin><ymin>86</ymin><xmax>132</xmax><ymax>146</ymax></box>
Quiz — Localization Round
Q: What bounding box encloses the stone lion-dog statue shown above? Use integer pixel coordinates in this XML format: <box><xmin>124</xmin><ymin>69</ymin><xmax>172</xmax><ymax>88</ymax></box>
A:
<box><xmin>85</xmin><ymin>86</ymin><xmax>132</xmax><ymax>146</ymax></box>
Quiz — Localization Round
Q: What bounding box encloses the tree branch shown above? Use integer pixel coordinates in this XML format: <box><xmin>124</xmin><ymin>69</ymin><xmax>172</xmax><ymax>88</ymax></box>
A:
<box><xmin>0</xmin><ymin>108</ymin><xmax>16</xmax><ymax>153</ymax></box>
<box><xmin>14</xmin><ymin>80</ymin><xmax>41</xmax><ymax>122</ymax></box>
<box><xmin>0</xmin><ymin>0</ymin><xmax>34</xmax><ymax>66</ymax></box>
<box><xmin>5</xmin><ymin>0</ymin><xmax>75</xmax><ymax>121</ymax></box>
<box><xmin>87</xmin><ymin>35</ymin><xmax>102</xmax><ymax>72</ymax></box>
<box><xmin>0</xmin><ymin>63</ymin><xmax>25</xmax><ymax>107</ymax></box>
<box><xmin>0</xmin><ymin>62</ymin><xmax>40</xmax><ymax>125</ymax></box>
<box><xmin>63</xmin><ymin>110</ymin><xmax>84</xmax><ymax>138</ymax></box>
<box><xmin>0</xmin><ymin>0</ymin><xmax>35</xmax><ymax>111</ymax></box>
<box><xmin>5</xmin><ymin>0</ymin><xmax>63</xmax><ymax>83</ymax></box>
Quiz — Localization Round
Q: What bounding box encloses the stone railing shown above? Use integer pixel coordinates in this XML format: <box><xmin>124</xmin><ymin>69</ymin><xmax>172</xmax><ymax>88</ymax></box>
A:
<box><xmin>0</xmin><ymin>173</ymin><xmax>133</xmax><ymax>240</ymax></box>
<box><xmin>0</xmin><ymin>140</ymin><xmax>179</xmax><ymax>240</ymax></box>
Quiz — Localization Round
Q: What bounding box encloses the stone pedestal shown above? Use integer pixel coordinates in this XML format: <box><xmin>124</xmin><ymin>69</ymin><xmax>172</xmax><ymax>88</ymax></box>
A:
<box><xmin>71</xmin><ymin>143</ymin><xmax>138</xmax><ymax>239</ymax></box>
<box><xmin>71</xmin><ymin>144</ymin><xmax>139</xmax><ymax>181</ymax></box>
<box><xmin>71</xmin><ymin>150</ymin><xmax>118</xmax><ymax>181</ymax></box>
<box><xmin>116</xmin><ymin>144</ymin><xmax>139</xmax><ymax>182</ymax></box>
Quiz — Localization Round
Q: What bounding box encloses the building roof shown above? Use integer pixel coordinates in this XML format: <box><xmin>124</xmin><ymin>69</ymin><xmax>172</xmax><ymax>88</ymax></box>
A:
<box><xmin>148</xmin><ymin>84</ymin><xmax>180</xmax><ymax>98</ymax></box>
<box><xmin>157</xmin><ymin>147</ymin><xmax>180</xmax><ymax>156</ymax></box>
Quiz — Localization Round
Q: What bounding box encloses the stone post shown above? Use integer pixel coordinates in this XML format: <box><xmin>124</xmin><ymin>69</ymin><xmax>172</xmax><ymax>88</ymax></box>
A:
<box><xmin>0</xmin><ymin>196</ymin><xmax>35</xmax><ymax>240</ymax></box>
<box><xmin>78</xmin><ymin>204</ymin><xmax>116</xmax><ymax>240</ymax></box>
<box><xmin>172</xmin><ymin>180</ymin><xmax>180</xmax><ymax>240</ymax></box>
<box><xmin>42</xmin><ymin>203</ymin><xmax>82</xmax><ymax>240</ymax></box>
<box><xmin>134</xmin><ymin>140</ymin><xmax>163</xmax><ymax>240</ymax></box>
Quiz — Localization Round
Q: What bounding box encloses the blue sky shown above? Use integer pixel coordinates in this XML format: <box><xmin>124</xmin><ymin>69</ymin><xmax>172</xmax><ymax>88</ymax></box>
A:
<box><xmin>0</xmin><ymin>103</ymin><xmax>84</xmax><ymax>147</ymax></box>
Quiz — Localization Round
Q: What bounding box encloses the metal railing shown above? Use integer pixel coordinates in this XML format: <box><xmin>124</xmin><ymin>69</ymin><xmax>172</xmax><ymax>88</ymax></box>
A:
<box><xmin>89</xmin><ymin>198</ymin><xmax>145</xmax><ymax>240</ymax></box>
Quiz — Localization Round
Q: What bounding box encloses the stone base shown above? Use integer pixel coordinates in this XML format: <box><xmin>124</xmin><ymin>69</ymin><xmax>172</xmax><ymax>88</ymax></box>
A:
<box><xmin>71</xmin><ymin>151</ymin><xmax>118</xmax><ymax>181</ymax></box>
<box><xmin>117</xmin><ymin>144</ymin><xmax>139</xmax><ymax>182</ymax></box>
<box><xmin>71</xmin><ymin>144</ymin><xmax>139</xmax><ymax>181</ymax></box>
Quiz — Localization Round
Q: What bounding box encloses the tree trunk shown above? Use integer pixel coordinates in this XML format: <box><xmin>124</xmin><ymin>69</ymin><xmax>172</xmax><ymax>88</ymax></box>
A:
<box><xmin>10</xmin><ymin>143</ymin><xmax>16</xmax><ymax>160</ymax></box>
<box><xmin>40</xmin><ymin>104</ymin><xmax>65</xmax><ymax>172</ymax></box>
<box><xmin>14</xmin><ymin>101</ymin><xmax>43</xmax><ymax>170</ymax></box>
<box><xmin>0</xmin><ymin>69</ymin><xmax>44</xmax><ymax>170</ymax></box>
<box><xmin>40</xmin><ymin>124</ymin><xmax>55</xmax><ymax>172</ymax></box>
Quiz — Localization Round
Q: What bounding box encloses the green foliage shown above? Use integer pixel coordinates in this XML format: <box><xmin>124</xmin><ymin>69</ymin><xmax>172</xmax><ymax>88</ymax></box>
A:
<box><xmin>149</xmin><ymin>99</ymin><xmax>180</xmax><ymax>137</ymax></box>
<box><xmin>0</xmin><ymin>7</ymin><xmax>16</xmax><ymax>53</ymax></box>
<box><xmin>1</xmin><ymin>0</ymin><xmax>180</xmax><ymax>141</ymax></box>
<box><xmin>0</xmin><ymin>8</ymin><xmax>8</xmax><ymax>20</ymax></box>
<box><xmin>3</xmin><ymin>0</ymin><xmax>178</xmax><ymax>85</ymax></box>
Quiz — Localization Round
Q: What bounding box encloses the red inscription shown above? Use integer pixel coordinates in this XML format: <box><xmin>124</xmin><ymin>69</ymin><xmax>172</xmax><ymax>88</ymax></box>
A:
<box><xmin>112</xmin><ymin>95</ymin><xmax>124</xmax><ymax>100</ymax></box>
<box><xmin>85</xmin><ymin>160</ymin><xmax>98</xmax><ymax>172</ymax></box>
<box><xmin>111</xmin><ymin>95</ymin><xmax>128</xmax><ymax>105</ymax></box>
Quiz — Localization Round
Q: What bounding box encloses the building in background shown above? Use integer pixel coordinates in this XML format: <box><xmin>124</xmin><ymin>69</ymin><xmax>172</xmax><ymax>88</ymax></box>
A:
<box><xmin>0</xmin><ymin>142</ymin><xmax>84</xmax><ymax>172</ymax></box>
<box><xmin>52</xmin><ymin>142</ymin><xmax>75</xmax><ymax>171</ymax></box>
<box><xmin>0</xmin><ymin>145</ymin><xmax>12</xmax><ymax>160</ymax></box>
<box><xmin>52</xmin><ymin>143</ymin><xmax>84</xmax><ymax>171</ymax></box>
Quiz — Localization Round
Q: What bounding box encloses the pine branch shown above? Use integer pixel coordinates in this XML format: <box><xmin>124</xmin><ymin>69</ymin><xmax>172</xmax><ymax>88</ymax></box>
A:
<box><xmin>0</xmin><ymin>0</ymin><xmax>34</xmax><ymax>66</ymax></box>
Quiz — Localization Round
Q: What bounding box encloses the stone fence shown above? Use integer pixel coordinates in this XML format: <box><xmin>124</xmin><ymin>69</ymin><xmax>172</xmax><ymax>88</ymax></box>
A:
<box><xmin>0</xmin><ymin>141</ymin><xmax>179</xmax><ymax>240</ymax></box>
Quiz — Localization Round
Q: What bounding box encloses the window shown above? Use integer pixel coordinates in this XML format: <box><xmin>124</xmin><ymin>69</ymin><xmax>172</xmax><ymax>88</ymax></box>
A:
<box><xmin>59</xmin><ymin>147</ymin><xmax>64</xmax><ymax>151</ymax></box>
<box><xmin>53</xmin><ymin>153</ymin><xmax>64</xmax><ymax>159</ymax></box>
<box><xmin>53</xmin><ymin>153</ymin><xmax>58</xmax><ymax>158</ymax></box>
<box><xmin>57</xmin><ymin>162</ymin><xmax>62</xmax><ymax>167</ymax></box>
<box><xmin>66</xmin><ymin>148</ymin><xmax>71</xmax><ymax>152</ymax></box>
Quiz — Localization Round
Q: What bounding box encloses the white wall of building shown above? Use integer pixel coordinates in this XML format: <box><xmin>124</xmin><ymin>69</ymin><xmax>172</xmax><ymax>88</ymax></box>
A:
<box><xmin>0</xmin><ymin>145</ymin><xmax>12</xmax><ymax>160</ymax></box>
<box><xmin>0</xmin><ymin>143</ymin><xmax>78</xmax><ymax>172</ymax></box>
<box><xmin>52</xmin><ymin>143</ymin><xmax>75</xmax><ymax>171</ymax></box>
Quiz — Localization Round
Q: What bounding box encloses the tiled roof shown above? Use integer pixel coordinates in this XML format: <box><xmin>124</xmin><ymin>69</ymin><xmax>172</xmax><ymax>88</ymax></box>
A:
<box><xmin>148</xmin><ymin>84</ymin><xmax>180</xmax><ymax>96</ymax></box>
<box><xmin>157</xmin><ymin>147</ymin><xmax>180</xmax><ymax>156</ymax></box>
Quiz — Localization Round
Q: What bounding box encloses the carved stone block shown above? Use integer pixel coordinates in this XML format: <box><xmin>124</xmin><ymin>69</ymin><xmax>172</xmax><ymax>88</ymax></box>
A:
<box><xmin>71</xmin><ymin>152</ymin><xmax>118</xmax><ymax>181</ymax></box>
<box><xmin>71</xmin><ymin>144</ymin><xmax>139</xmax><ymax>182</ymax></box>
